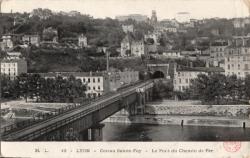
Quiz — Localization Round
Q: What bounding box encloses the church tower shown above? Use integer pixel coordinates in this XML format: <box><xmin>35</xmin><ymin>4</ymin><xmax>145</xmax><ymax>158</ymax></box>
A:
<box><xmin>151</xmin><ymin>10</ymin><xmax>157</xmax><ymax>25</ymax></box>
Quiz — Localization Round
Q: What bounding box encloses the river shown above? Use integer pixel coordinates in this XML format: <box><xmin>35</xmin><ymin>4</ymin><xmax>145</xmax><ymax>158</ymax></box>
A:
<box><xmin>102</xmin><ymin>123</ymin><xmax>250</xmax><ymax>141</ymax></box>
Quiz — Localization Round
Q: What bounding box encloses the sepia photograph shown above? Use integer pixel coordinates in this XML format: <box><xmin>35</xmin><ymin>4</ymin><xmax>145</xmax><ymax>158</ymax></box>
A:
<box><xmin>0</xmin><ymin>0</ymin><xmax>250</xmax><ymax>157</ymax></box>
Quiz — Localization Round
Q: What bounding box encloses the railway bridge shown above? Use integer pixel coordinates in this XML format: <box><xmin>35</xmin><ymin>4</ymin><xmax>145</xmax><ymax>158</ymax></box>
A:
<box><xmin>1</xmin><ymin>80</ymin><xmax>154</xmax><ymax>141</ymax></box>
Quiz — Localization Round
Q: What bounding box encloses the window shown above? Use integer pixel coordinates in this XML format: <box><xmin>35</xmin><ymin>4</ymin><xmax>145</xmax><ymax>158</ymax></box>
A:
<box><xmin>83</xmin><ymin>78</ymin><xmax>86</xmax><ymax>82</ymax></box>
<box><xmin>98</xmin><ymin>78</ymin><xmax>100</xmax><ymax>82</ymax></box>
<box><xmin>88</xmin><ymin>86</ymin><xmax>91</xmax><ymax>90</ymax></box>
<box><xmin>93</xmin><ymin>86</ymin><xmax>95</xmax><ymax>90</ymax></box>
<box><xmin>179</xmin><ymin>79</ymin><xmax>181</xmax><ymax>83</ymax></box>
<box><xmin>185</xmin><ymin>79</ymin><xmax>188</xmax><ymax>84</ymax></box>
<box><xmin>238</xmin><ymin>64</ymin><xmax>240</xmax><ymax>70</ymax></box>
<box><xmin>88</xmin><ymin>78</ymin><xmax>90</xmax><ymax>83</ymax></box>
<box><xmin>98</xmin><ymin>86</ymin><xmax>100</xmax><ymax>90</ymax></box>
<box><xmin>245</xmin><ymin>64</ymin><xmax>249</xmax><ymax>70</ymax></box>
<box><xmin>93</xmin><ymin>78</ymin><xmax>95</xmax><ymax>83</ymax></box>
<box><xmin>228</xmin><ymin>64</ymin><xmax>230</xmax><ymax>70</ymax></box>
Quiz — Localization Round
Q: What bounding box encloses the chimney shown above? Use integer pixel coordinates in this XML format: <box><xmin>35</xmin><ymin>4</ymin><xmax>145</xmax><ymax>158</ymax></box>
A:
<box><xmin>206</xmin><ymin>60</ymin><xmax>210</xmax><ymax>68</ymax></box>
<box><xmin>190</xmin><ymin>62</ymin><xmax>193</xmax><ymax>68</ymax></box>
<box><xmin>173</xmin><ymin>63</ymin><xmax>177</xmax><ymax>72</ymax></box>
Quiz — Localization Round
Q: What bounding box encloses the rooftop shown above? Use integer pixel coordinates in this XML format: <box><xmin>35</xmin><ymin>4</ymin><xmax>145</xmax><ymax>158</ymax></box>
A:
<box><xmin>33</xmin><ymin>72</ymin><xmax>105</xmax><ymax>78</ymax></box>
<box><xmin>1</xmin><ymin>59</ymin><xmax>26</xmax><ymax>63</ymax></box>
<box><xmin>177</xmin><ymin>66</ymin><xmax>224</xmax><ymax>72</ymax></box>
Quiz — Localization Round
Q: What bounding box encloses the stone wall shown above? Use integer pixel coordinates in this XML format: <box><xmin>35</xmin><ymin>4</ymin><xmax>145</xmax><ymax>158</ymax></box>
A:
<box><xmin>146</xmin><ymin>101</ymin><xmax>250</xmax><ymax>118</ymax></box>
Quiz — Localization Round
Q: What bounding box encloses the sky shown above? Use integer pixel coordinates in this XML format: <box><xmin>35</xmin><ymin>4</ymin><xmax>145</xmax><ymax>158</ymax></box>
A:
<box><xmin>1</xmin><ymin>0</ymin><xmax>249</xmax><ymax>21</ymax></box>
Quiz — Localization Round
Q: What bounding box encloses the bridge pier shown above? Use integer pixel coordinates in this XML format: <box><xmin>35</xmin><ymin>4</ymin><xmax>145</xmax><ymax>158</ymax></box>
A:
<box><xmin>135</xmin><ymin>89</ymin><xmax>146</xmax><ymax>115</ymax></box>
<box><xmin>87</xmin><ymin>124</ymin><xmax>105</xmax><ymax>141</ymax></box>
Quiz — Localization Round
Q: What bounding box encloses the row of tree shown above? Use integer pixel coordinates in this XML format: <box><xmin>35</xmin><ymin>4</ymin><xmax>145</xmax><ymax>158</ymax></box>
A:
<box><xmin>183</xmin><ymin>74</ymin><xmax>250</xmax><ymax>104</ymax></box>
<box><xmin>1</xmin><ymin>73</ymin><xmax>86</xmax><ymax>103</ymax></box>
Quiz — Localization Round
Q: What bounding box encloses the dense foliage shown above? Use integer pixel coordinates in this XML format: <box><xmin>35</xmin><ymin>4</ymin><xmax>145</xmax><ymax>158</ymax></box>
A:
<box><xmin>185</xmin><ymin>74</ymin><xmax>250</xmax><ymax>104</ymax></box>
<box><xmin>1</xmin><ymin>73</ymin><xmax>86</xmax><ymax>102</ymax></box>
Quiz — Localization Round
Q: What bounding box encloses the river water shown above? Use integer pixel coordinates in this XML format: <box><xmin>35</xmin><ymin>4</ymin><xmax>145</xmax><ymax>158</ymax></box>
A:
<box><xmin>102</xmin><ymin>123</ymin><xmax>250</xmax><ymax>141</ymax></box>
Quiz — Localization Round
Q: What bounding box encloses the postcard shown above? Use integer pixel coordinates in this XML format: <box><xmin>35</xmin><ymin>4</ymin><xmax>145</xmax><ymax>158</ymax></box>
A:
<box><xmin>0</xmin><ymin>0</ymin><xmax>250</xmax><ymax>157</ymax></box>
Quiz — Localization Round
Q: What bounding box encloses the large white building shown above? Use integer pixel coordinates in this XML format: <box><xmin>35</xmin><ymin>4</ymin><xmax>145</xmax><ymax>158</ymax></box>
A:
<box><xmin>36</xmin><ymin>69</ymin><xmax>139</xmax><ymax>98</ymax></box>
<box><xmin>173</xmin><ymin>66</ymin><xmax>224</xmax><ymax>92</ymax></box>
<box><xmin>224</xmin><ymin>35</ymin><xmax>250</xmax><ymax>78</ymax></box>
<box><xmin>209</xmin><ymin>40</ymin><xmax>228</xmax><ymax>66</ymax></box>
<box><xmin>1</xmin><ymin>59</ymin><xmax>27</xmax><ymax>80</ymax></box>
<box><xmin>224</xmin><ymin>54</ymin><xmax>250</xmax><ymax>78</ymax></box>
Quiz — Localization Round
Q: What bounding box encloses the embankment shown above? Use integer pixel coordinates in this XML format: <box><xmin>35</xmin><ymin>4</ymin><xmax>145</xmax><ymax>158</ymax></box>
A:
<box><xmin>103</xmin><ymin>100</ymin><xmax>250</xmax><ymax>128</ymax></box>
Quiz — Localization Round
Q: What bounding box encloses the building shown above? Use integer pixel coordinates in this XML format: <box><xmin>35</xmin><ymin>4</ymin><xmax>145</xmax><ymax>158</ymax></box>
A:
<box><xmin>37</xmin><ymin>72</ymin><xmax>106</xmax><ymax>98</ymax></box>
<box><xmin>144</xmin><ymin>32</ymin><xmax>160</xmax><ymax>45</ymax></box>
<box><xmin>131</xmin><ymin>40</ymin><xmax>147</xmax><ymax>57</ymax></box>
<box><xmin>115</xmin><ymin>14</ymin><xmax>148</xmax><ymax>22</ymax></box>
<box><xmin>1</xmin><ymin>35</ymin><xmax>14</xmax><ymax>50</ymax></box>
<box><xmin>224</xmin><ymin>54</ymin><xmax>250</xmax><ymax>78</ymax></box>
<box><xmin>146</xmin><ymin>44</ymin><xmax>158</xmax><ymax>53</ymax></box>
<box><xmin>78</xmin><ymin>34</ymin><xmax>88</xmax><ymax>48</ymax></box>
<box><xmin>209</xmin><ymin>40</ymin><xmax>228</xmax><ymax>66</ymax></box>
<box><xmin>36</xmin><ymin>69</ymin><xmax>139</xmax><ymax>98</ymax></box>
<box><xmin>150</xmin><ymin>10</ymin><xmax>157</xmax><ymax>25</ymax></box>
<box><xmin>163</xmin><ymin>51</ymin><xmax>184</xmax><ymax>59</ymax></box>
<box><xmin>0</xmin><ymin>42</ymin><xmax>4</xmax><ymax>51</ymax></box>
<box><xmin>0</xmin><ymin>59</ymin><xmax>27</xmax><ymax>80</ymax></box>
<box><xmin>222</xmin><ymin>35</ymin><xmax>250</xmax><ymax>78</ymax></box>
<box><xmin>173</xmin><ymin>66</ymin><xmax>224</xmax><ymax>92</ymax></box>
<box><xmin>68</xmin><ymin>11</ymin><xmax>81</xmax><ymax>17</ymax></box>
<box><xmin>164</xmin><ymin>27</ymin><xmax>177</xmax><ymax>33</ymax></box>
<box><xmin>122</xmin><ymin>25</ymin><xmax>134</xmax><ymax>33</ymax></box>
<box><xmin>42</xmin><ymin>27</ymin><xmax>58</xmax><ymax>42</ymax></box>
<box><xmin>120</xmin><ymin>34</ymin><xmax>134</xmax><ymax>57</ymax></box>
<box><xmin>6</xmin><ymin>52</ymin><xmax>22</xmax><ymax>59</ymax></box>
<box><xmin>107</xmin><ymin>68</ymin><xmax>139</xmax><ymax>91</ymax></box>
<box><xmin>233</xmin><ymin>19</ymin><xmax>245</xmax><ymax>28</ymax></box>
<box><xmin>97</xmin><ymin>47</ymin><xmax>108</xmax><ymax>53</ymax></box>
<box><xmin>22</xmin><ymin>34</ymin><xmax>40</xmax><ymax>46</ymax></box>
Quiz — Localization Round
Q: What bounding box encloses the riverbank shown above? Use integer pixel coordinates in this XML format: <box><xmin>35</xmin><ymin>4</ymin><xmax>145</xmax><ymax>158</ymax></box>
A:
<box><xmin>103</xmin><ymin>100</ymin><xmax>250</xmax><ymax>128</ymax></box>
<box><xmin>103</xmin><ymin>114</ymin><xmax>250</xmax><ymax>128</ymax></box>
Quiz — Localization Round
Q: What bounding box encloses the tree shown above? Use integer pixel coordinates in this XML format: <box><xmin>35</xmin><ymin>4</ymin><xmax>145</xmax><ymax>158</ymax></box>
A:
<box><xmin>1</xmin><ymin>75</ymin><xmax>17</xmax><ymax>99</ymax></box>
<box><xmin>152</xmin><ymin>80</ymin><xmax>174</xmax><ymax>100</ymax></box>
<box><xmin>189</xmin><ymin>74</ymin><xmax>226</xmax><ymax>104</ymax></box>
<box><xmin>245</xmin><ymin>75</ymin><xmax>250</xmax><ymax>99</ymax></box>
<box><xmin>15</xmin><ymin>73</ymin><xmax>29</xmax><ymax>102</ymax></box>
<box><xmin>225</xmin><ymin>75</ymin><xmax>244</xmax><ymax>100</ymax></box>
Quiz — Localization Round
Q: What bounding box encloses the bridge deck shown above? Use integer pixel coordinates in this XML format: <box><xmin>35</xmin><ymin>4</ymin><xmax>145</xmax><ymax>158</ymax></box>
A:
<box><xmin>2</xmin><ymin>80</ymin><xmax>154</xmax><ymax>141</ymax></box>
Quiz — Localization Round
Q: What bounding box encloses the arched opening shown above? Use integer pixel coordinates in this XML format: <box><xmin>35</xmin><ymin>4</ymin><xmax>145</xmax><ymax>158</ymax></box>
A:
<box><xmin>152</xmin><ymin>71</ymin><xmax>165</xmax><ymax>78</ymax></box>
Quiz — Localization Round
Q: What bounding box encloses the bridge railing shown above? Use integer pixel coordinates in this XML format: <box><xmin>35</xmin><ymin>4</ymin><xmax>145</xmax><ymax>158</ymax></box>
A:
<box><xmin>0</xmin><ymin>80</ymin><xmax>153</xmax><ymax>136</ymax></box>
